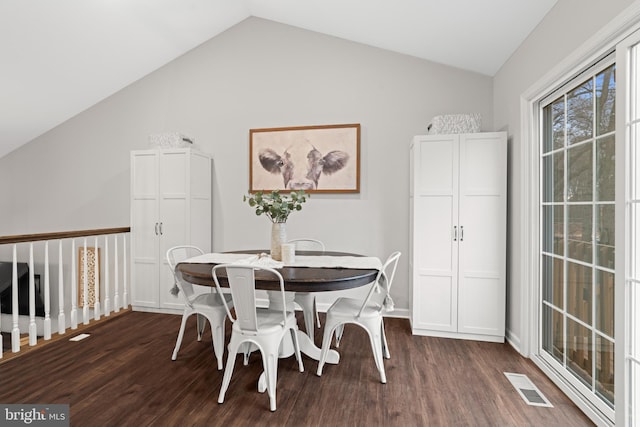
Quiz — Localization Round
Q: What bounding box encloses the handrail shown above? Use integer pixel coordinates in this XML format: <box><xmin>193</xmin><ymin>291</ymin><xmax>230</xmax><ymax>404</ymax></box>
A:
<box><xmin>0</xmin><ymin>226</ymin><xmax>131</xmax><ymax>358</ymax></box>
<box><xmin>0</xmin><ymin>227</ymin><xmax>131</xmax><ymax>245</ymax></box>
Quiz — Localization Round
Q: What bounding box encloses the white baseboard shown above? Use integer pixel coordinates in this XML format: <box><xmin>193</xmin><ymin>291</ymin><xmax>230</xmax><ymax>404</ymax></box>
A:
<box><xmin>505</xmin><ymin>328</ymin><xmax>523</xmax><ymax>355</ymax></box>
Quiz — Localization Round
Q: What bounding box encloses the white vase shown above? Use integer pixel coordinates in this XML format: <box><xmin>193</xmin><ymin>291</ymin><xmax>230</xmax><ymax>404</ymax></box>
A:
<box><xmin>270</xmin><ymin>222</ymin><xmax>287</xmax><ymax>261</ymax></box>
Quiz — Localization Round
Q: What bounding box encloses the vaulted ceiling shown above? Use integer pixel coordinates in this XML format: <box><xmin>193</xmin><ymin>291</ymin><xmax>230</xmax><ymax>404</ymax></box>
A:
<box><xmin>0</xmin><ymin>0</ymin><xmax>557</xmax><ymax>159</ymax></box>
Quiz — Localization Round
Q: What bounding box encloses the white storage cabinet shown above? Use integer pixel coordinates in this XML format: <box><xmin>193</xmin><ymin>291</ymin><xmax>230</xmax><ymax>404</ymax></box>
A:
<box><xmin>409</xmin><ymin>132</ymin><xmax>506</xmax><ymax>342</ymax></box>
<box><xmin>130</xmin><ymin>148</ymin><xmax>212</xmax><ymax>313</ymax></box>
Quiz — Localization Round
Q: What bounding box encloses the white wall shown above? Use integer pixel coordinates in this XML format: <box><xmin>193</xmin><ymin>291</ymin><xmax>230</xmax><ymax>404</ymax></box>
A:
<box><xmin>0</xmin><ymin>17</ymin><xmax>493</xmax><ymax>313</ymax></box>
<box><xmin>493</xmin><ymin>0</ymin><xmax>635</xmax><ymax>351</ymax></box>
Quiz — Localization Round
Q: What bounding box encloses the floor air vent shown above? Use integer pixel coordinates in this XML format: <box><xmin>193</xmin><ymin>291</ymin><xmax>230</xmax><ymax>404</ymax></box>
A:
<box><xmin>69</xmin><ymin>333</ymin><xmax>90</xmax><ymax>342</ymax></box>
<box><xmin>504</xmin><ymin>372</ymin><xmax>553</xmax><ymax>407</ymax></box>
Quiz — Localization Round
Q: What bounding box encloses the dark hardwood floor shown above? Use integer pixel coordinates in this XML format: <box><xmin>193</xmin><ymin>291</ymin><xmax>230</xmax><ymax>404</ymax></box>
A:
<box><xmin>0</xmin><ymin>311</ymin><xmax>593</xmax><ymax>426</ymax></box>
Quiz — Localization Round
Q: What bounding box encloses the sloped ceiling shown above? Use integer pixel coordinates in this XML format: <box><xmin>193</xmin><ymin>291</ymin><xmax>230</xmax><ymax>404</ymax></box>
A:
<box><xmin>0</xmin><ymin>0</ymin><xmax>557</xmax><ymax>159</ymax></box>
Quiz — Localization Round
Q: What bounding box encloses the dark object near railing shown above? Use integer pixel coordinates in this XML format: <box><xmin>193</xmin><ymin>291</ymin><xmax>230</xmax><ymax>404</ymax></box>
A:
<box><xmin>0</xmin><ymin>262</ymin><xmax>45</xmax><ymax>317</ymax></box>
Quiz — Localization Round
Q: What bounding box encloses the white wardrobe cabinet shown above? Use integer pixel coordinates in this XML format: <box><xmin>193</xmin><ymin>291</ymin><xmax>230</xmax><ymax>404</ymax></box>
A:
<box><xmin>410</xmin><ymin>132</ymin><xmax>506</xmax><ymax>343</ymax></box>
<box><xmin>130</xmin><ymin>148</ymin><xmax>212</xmax><ymax>313</ymax></box>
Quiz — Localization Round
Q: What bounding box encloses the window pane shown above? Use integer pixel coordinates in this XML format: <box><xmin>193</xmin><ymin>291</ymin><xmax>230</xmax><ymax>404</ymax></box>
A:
<box><xmin>568</xmin><ymin>143</ymin><xmax>593</xmax><ymax>201</ymax></box>
<box><xmin>596</xmin><ymin>205</ymin><xmax>615</xmax><ymax>269</ymax></box>
<box><xmin>568</xmin><ymin>205</ymin><xmax>592</xmax><ymax>263</ymax></box>
<box><xmin>542</xmin><ymin>304</ymin><xmax>564</xmax><ymax>363</ymax></box>
<box><xmin>596</xmin><ymin>269</ymin><xmax>614</xmax><ymax>337</ymax></box>
<box><xmin>568</xmin><ymin>78</ymin><xmax>594</xmax><ymax>145</ymax></box>
<box><xmin>542</xmin><ymin>255</ymin><xmax>564</xmax><ymax>308</ymax></box>
<box><xmin>596</xmin><ymin>65</ymin><xmax>616</xmax><ymax>136</ymax></box>
<box><xmin>543</xmin><ymin>97</ymin><xmax>565</xmax><ymax>153</ymax></box>
<box><xmin>596</xmin><ymin>336</ymin><xmax>615</xmax><ymax>407</ymax></box>
<box><xmin>567</xmin><ymin>261</ymin><xmax>592</xmax><ymax>324</ymax></box>
<box><xmin>542</xmin><ymin>205</ymin><xmax>564</xmax><ymax>255</ymax></box>
<box><xmin>567</xmin><ymin>318</ymin><xmax>593</xmax><ymax>387</ymax></box>
<box><xmin>543</xmin><ymin>153</ymin><xmax>565</xmax><ymax>203</ymax></box>
<box><xmin>596</xmin><ymin>136</ymin><xmax>615</xmax><ymax>201</ymax></box>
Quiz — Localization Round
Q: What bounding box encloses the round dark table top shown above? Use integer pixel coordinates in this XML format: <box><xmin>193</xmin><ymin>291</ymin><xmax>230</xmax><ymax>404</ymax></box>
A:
<box><xmin>176</xmin><ymin>250</ymin><xmax>379</xmax><ymax>292</ymax></box>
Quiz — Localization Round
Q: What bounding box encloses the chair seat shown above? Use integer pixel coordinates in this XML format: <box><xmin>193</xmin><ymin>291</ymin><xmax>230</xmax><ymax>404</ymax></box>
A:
<box><xmin>191</xmin><ymin>292</ymin><xmax>232</xmax><ymax>309</ymax></box>
<box><xmin>328</xmin><ymin>297</ymin><xmax>381</xmax><ymax>318</ymax></box>
<box><xmin>232</xmin><ymin>309</ymin><xmax>296</xmax><ymax>335</ymax></box>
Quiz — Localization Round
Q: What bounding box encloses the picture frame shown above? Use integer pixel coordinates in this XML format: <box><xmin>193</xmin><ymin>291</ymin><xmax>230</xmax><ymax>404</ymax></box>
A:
<box><xmin>249</xmin><ymin>123</ymin><xmax>360</xmax><ymax>193</ymax></box>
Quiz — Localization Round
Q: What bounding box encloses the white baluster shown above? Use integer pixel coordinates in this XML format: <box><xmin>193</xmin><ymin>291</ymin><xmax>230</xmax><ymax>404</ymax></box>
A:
<box><xmin>11</xmin><ymin>245</ymin><xmax>20</xmax><ymax>353</ymax></box>
<box><xmin>83</xmin><ymin>238</ymin><xmax>89</xmax><ymax>325</ymax></box>
<box><xmin>94</xmin><ymin>236</ymin><xmax>100</xmax><ymax>321</ymax></box>
<box><xmin>58</xmin><ymin>240</ymin><xmax>66</xmax><ymax>335</ymax></box>
<box><xmin>71</xmin><ymin>239</ymin><xmax>78</xmax><ymax>329</ymax></box>
<box><xmin>114</xmin><ymin>234</ymin><xmax>120</xmax><ymax>312</ymax></box>
<box><xmin>123</xmin><ymin>234</ymin><xmax>128</xmax><ymax>308</ymax></box>
<box><xmin>44</xmin><ymin>241</ymin><xmax>51</xmax><ymax>340</ymax></box>
<box><xmin>28</xmin><ymin>244</ymin><xmax>37</xmax><ymax>346</ymax></box>
<box><xmin>104</xmin><ymin>235</ymin><xmax>110</xmax><ymax>316</ymax></box>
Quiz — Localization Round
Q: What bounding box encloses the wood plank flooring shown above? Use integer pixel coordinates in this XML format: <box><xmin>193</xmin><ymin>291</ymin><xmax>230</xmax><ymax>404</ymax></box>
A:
<box><xmin>0</xmin><ymin>311</ymin><xmax>593</xmax><ymax>426</ymax></box>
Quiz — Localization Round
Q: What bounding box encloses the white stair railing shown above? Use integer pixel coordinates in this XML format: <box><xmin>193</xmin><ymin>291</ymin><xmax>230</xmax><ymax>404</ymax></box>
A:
<box><xmin>0</xmin><ymin>227</ymin><xmax>130</xmax><ymax>359</ymax></box>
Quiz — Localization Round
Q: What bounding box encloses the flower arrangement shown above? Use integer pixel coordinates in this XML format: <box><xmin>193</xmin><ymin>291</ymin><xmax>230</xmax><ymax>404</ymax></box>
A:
<box><xmin>243</xmin><ymin>190</ymin><xmax>308</xmax><ymax>223</ymax></box>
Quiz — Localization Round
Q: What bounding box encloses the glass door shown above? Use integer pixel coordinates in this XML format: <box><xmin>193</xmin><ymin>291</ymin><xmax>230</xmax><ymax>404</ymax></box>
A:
<box><xmin>617</xmin><ymin>32</ymin><xmax>640</xmax><ymax>426</ymax></box>
<box><xmin>540</xmin><ymin>59</ymin><xmax>616</xmax><ymax>418</ymax></box>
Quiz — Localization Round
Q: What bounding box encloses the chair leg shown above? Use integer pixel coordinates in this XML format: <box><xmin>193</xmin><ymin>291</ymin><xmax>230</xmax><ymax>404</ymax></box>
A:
<box><xmin>316</xmin><ymin>322</ymin><xmax>337</xmax><ymax>377</ymax></box>
<box><xmin>171</xmin><ymin>312</ymin><xmax>190</xmax><ymax>361</ymax></box>
<box><xmin>242</xmin><ymin>342</ymin><xmax>250</xmax><ymax>365</ymax></box>
<box><xmin>265</xmin><ymin>351</ymin><xmax>278</xmax><ymax>411</ymax></box>
<box><xmin>366</xmin><ymin>320</ymin><xmax>387</xmax><ymax>384</ymax></box>
<box><xmin>381</xmin><ymin>319</ymin><xmax>390</xmax><ymax>359</ymax></box>
<box><xmin>294</xmin><ymin>292</ymin><xmax>316</xmax><ymax>338</ymax></box>
<box><xmin>314</xmin><ymin>297</ymin><xmax>321</xmax><ymax>328</ymax></box>
<box><xmin>335</xmin><ymin>324</ymin><xmax>345</xmax><ymax>348</ymax></box>
<box><xmin>218</xmin><ymin>340</ymin><xmax>239</xmax><ymax>404</ymax></box>
<box><xmin>290</xmin><ymin>328</ymin><xmax>304</xmax><ymax>373</ymax></box>
<box><xmin>256</xmin><ymin>340</ymin><xmax>279</xmax><ymax>412</ymax></box>
<box><xmin>196</xmin><ymin>314</ymin><xmax>207</xmax><ymax>341</ymax></box>
<box><xmin>211</xmin><ymin>315</ymin><xmax>226</xmax><ymax>370</ymax></box>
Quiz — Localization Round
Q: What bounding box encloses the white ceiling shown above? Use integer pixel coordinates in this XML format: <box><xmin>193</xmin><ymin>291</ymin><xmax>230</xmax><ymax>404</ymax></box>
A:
<box><xmin>0</xmin><ymin>0</ymin><xmax>557</xmax><ymax>159</ymax></box>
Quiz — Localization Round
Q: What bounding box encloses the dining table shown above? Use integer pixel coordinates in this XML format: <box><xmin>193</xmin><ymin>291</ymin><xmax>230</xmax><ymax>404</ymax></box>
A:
<box><xmin>175</xmin><ymin>249</ymin><xmax>381</xmax><ymax>366</ymax></box>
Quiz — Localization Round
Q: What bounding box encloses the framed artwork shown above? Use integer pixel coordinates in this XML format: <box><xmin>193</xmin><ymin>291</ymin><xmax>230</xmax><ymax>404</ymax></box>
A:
<box><xmin>250</xmin><ymin>123</ymin><xmax>360</xmax><ymax>193</ymax></box>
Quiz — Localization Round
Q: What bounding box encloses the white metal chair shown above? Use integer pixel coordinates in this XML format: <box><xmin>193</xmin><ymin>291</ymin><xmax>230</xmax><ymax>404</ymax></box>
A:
<box><xmin>166</xmin><ymin>246</ymin><xmax>232</xmax><ymax>370</ymax></box>
<box><xmin>316</xmin><ymin>251</ymin><xmax>401</xmax><ymax>384</ymax></box>
<box><xmin>288</xmin><ymin>238</ymin><xmax>325</xmax><ymax>335</ymax></box>
<box><xmin>213</xmin><ymin>264</ymin><xmax>304</xmax><ymax>412</ymax></box>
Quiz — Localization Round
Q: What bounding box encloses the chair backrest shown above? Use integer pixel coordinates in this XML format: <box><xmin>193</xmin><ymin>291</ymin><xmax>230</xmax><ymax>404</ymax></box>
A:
<box><xmin>287</xmin><ymin>238</ymin><xmax>325</xmax><ymax>252</ymax></box>
<box><xmin>166</xmin><ymin>245</ymin><xmax>205</xmax><ymax>304</ymax></box>
<box><xmin>212</xmin><ymin>264</ymin><xmax>287</xmax><ymax>334</ymax></box>
<box><xmin>357</xmin><ymin>251</ymin><xmax>401</xmax><ymax>317</ymax></box>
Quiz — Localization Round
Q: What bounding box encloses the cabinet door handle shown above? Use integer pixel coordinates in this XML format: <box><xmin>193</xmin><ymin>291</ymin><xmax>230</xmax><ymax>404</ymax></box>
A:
<box><xmin>154</xmin><ymin>222</ymin><xmax>159</xmax><ymax>236</ymax></box>
<box><xmin>159</xmin><ymin>222</ymin><xmax>163</xmax><ymax>235</ymax></box>
<box><xmin>460</xmin><ymin>226</ymin><xmax>464</xmax><ymax>242</ymax></box>
<box><xmin>453</xmin><ymin>226</ymin><xmax>457</xmax><ymax>241</ymax></box>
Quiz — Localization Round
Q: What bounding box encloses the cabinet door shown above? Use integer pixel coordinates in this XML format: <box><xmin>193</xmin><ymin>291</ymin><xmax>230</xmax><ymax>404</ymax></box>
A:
<box><xmin>412</xmin><ymin>135</ymin><xmax>459</xmax><ymax>332</ymax></box>
<box><xmin>457</xmin><ymin>133</ymin><xmax>506</xmax><ymax>337</ymax></box>
<box><xmin>158</xmin><ymin>151</ymin><xmax>190</xmax><ymax>310</ymax></box>
<box><xmin>131</xmin><ymin>151</ymin><xmax>160</xmax><ymax>308</ymax></box>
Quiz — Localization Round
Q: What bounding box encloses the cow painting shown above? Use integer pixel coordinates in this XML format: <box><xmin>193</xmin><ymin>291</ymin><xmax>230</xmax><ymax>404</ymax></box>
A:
<box><xmin>250</xmin><ymin>124</ymin><xmax>360</xmax><ymax>192</ymax></box>
<box><xmin>258</xmin><ymin>142</ymin><xmax>349</xmax><ymax>191</ymax></box>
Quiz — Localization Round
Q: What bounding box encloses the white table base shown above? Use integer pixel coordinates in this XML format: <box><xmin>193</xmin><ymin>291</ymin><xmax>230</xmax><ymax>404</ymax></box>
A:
<box><xmin>256</xmin><ymin>291</ymin><xmax>339</xmax><ymax>393</ymax></box>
